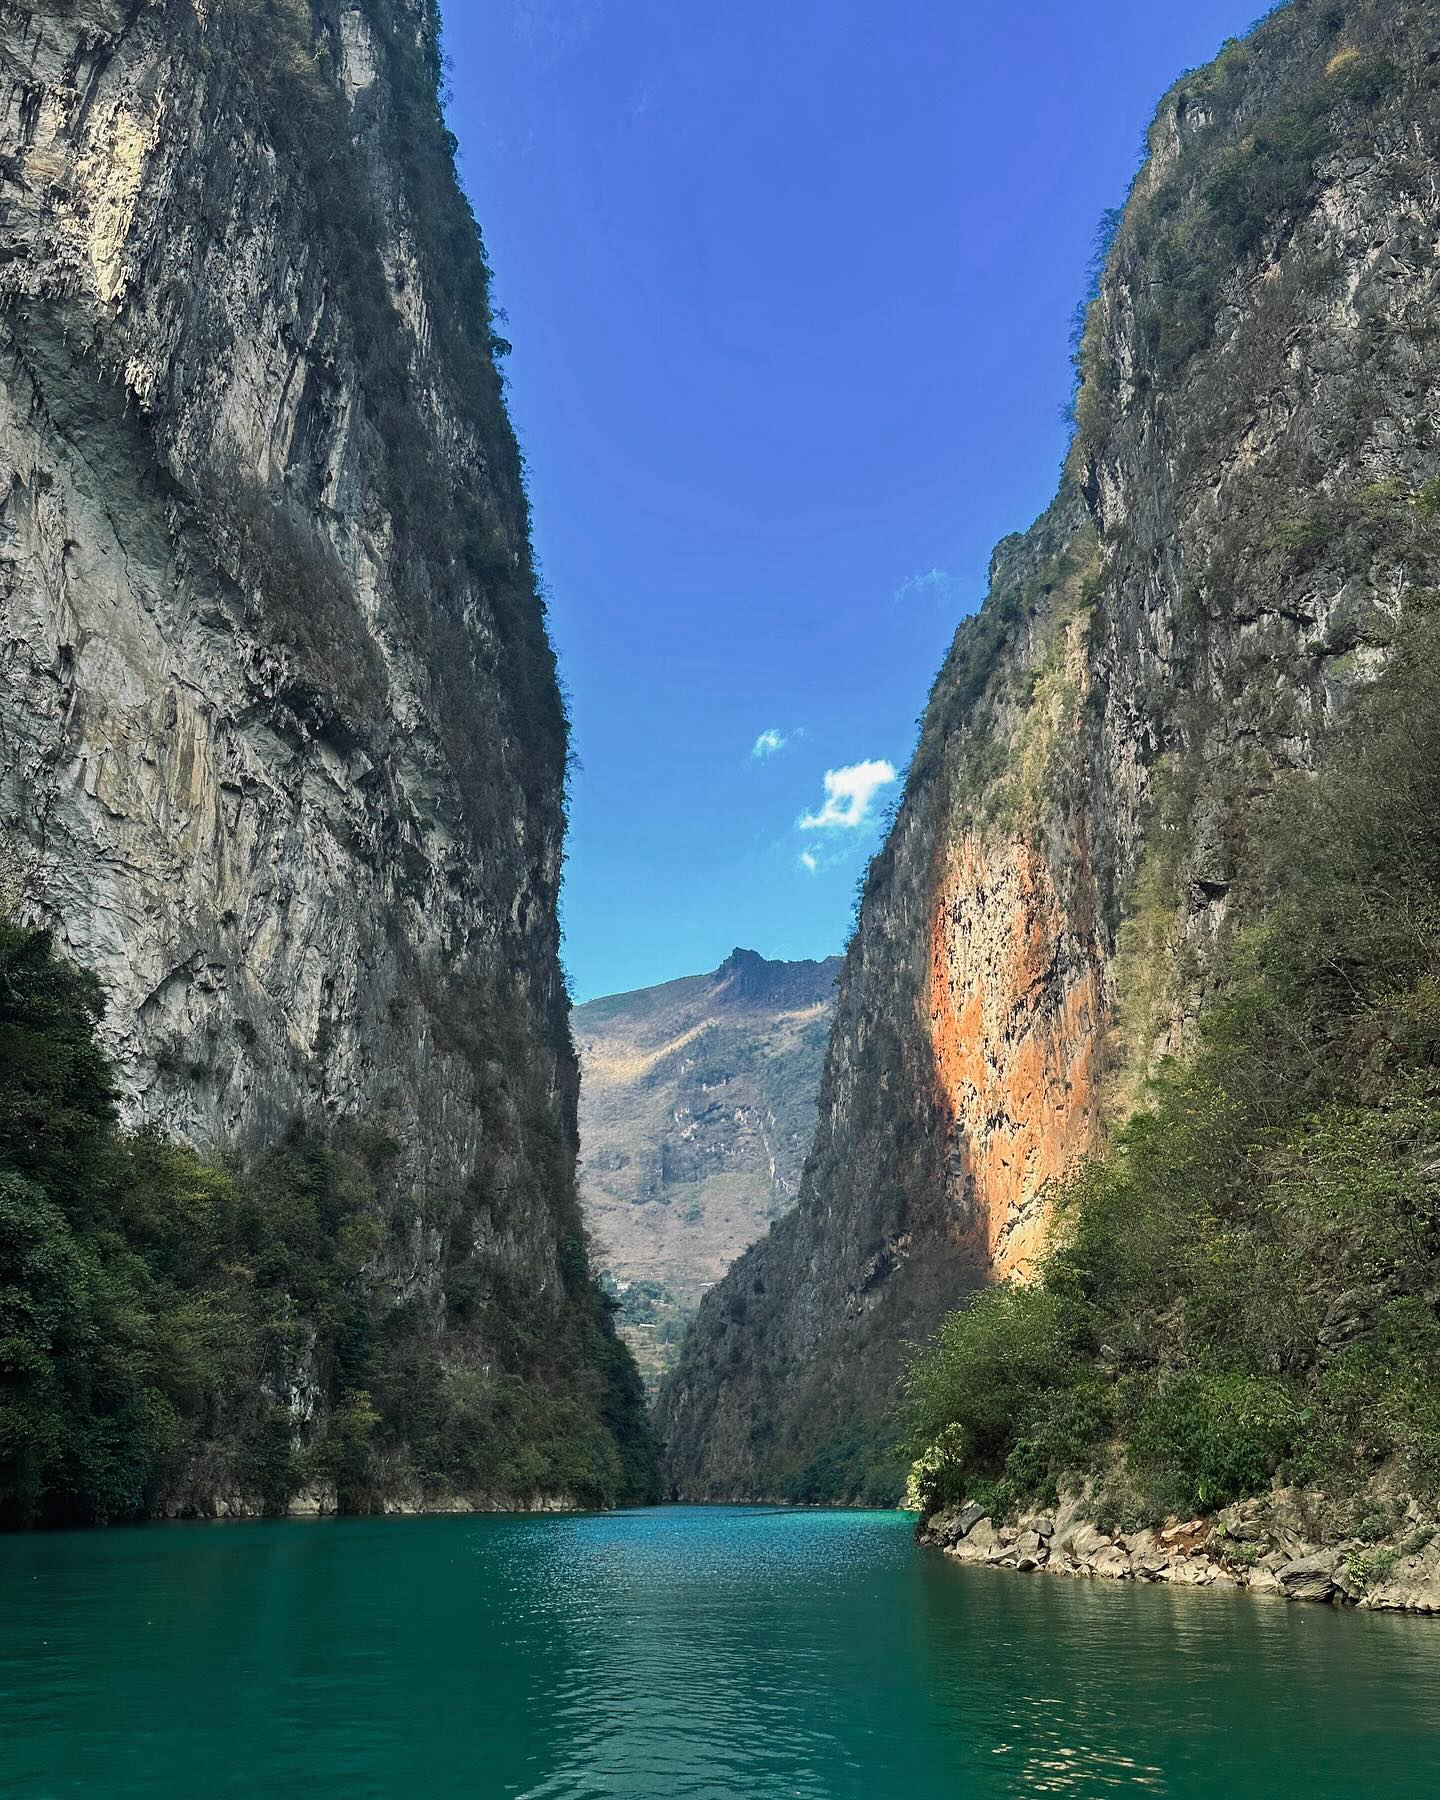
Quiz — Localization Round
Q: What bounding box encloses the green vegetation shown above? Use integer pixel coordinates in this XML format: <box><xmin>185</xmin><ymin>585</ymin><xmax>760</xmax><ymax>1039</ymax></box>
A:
<box><xmin>778</xmin><ymin>1420</ymin><xmax>910</xmax><ymax>1509</ymax></box>
<box><xmin>894</xmin><ymin>502</ymin><xmax>1092</xmax><ymax>847</ymax></box>
<box><xmin>905</xmin><ymin>600</ymin><xmax>1440</xmax><ymax>1527</ymax></box>
<box><xmin>0</xmin><ymin>925</ymin><xmax>656</xmax><ymax>1526</ymax></box>
<box><xmin>603</xmin><ymin>1278</ymin><xmax>694</xmax><ymax>1348</ymax></box>
<box><xmin>983</xmin><ymin>540</ymin><xmax>1097</xmax><ymax>838</ymax></box>
<box><xmin>597</xmin><ymin>1279</ymin><xmax>696</xmax><ymax>1405</ymax></box>
<box><xmin>605</xmin><ymin>1278</ymin><xmax>675</xmax><ymax>1328</ymax></box>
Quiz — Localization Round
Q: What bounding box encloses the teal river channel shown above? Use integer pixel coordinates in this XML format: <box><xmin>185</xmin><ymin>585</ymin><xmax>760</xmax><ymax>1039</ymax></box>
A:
<box><xmin>3</xmin><ymin>1506</ymin><xmax>1440</xmax><ymax>1797</ymax></box>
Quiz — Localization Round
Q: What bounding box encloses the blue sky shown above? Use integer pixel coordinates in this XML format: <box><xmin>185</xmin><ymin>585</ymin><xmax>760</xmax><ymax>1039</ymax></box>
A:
<box><xmin>439</xmin><ymin>0</ymin><xmax>1264</xmax><ymax>1002</ymax></box>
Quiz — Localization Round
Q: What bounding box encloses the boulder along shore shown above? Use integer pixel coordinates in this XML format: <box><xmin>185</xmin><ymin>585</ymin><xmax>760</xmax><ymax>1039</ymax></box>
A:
<box><xmin>918</xmin><ymin>1487</ymin><xmax>1440</xmax><ymax>1615</ymax></box>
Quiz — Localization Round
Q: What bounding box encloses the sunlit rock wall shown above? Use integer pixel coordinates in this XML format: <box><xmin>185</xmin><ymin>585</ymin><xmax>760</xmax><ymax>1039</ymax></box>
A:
<box><xmin>662</xmin><ymin>0</ymin><xmax>1440</xmax><ymax>1501</ymax></box>
<box><xmin>0</xmin><ymin>1</ymin><xmax>626</xmax><ymax>1487</ymax></box>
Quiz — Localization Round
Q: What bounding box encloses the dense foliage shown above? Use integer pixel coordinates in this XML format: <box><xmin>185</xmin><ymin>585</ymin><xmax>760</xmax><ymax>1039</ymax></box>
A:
<box><xmin>906</xmin><ymin>601</ymin><xmax>1440</xmax><ymax>1529</ymax></box>
<box><xmin>776</xmin><ymin>1420</ymin><xmax>909</xmax><ymax>1509</ymax></box>
<box><xmin>0</xmin><ymin>928</ymin><xmax>656</xmax><ymax>1526</ymax></box>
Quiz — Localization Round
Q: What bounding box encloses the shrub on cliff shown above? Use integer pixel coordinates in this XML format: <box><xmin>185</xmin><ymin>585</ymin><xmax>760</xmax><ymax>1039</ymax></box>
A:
<box><xmin>1071</xmin><ymin>0</ymin><xmax>1428</xmax><ymax>446</ymax></box>
<box><xmin>905</xmin><ymin>601</ymin><xmax>1440</xmax><ymax>1524</ymax></box>
<box><xmin>0</xmin><ymin>924</ymin><xmax>656</xmax><ymax>1525</ymax></box>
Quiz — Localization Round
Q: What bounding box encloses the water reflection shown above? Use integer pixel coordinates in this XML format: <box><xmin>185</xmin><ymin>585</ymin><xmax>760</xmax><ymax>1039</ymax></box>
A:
<box><xmin>913</xmin><ymin>1549</ymin><xmax>1440</xmax><ymax>1797</ymax></box>
<box><xmin>505</xmin><ymin>1508</ymin><xmax>921</xmax><ymax>1799</ymax></box>
<box><xmin>2</xmin><ymin>1508</ymin><xmax>1440</xmax><ymax>1798</ymax></box>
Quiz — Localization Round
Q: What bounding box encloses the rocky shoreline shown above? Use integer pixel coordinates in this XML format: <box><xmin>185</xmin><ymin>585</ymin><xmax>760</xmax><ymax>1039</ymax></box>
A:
<box><xmin>919</xmin><ymin>1488</ymin><xmax>1440</xmax><ymax>1615</ymax></box>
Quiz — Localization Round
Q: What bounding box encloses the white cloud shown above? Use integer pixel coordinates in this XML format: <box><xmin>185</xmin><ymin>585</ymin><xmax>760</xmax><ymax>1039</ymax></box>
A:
<box><xmin>798</xmin><ymin>850</ymin><xmax>819</xmax><ymax>874</ymax></box>
<box><xmin>895</xmin><ymin>567</ymin><xmax>965</xmax><ymax>608</ymax></box>
<box><xmin>798</xmin><ymin>759</ymin><xmax>897</xmax><ymax>831</ymax></box>
<box><xmin>752</xmin><ymin>725</ymin><xmax>806</xmax><ymax>760</ymax></box>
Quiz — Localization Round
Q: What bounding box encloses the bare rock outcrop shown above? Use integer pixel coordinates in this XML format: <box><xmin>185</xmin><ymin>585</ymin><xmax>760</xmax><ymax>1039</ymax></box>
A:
<box><xmin>0</xmin><ymin>2</ymin><xmax>649</xmax><ymax>1504</ymax></box>
<box><xmin>920</xmin><ymin>1488</ymin><xmax>1440</xmax><ymax>1617</ymax></box>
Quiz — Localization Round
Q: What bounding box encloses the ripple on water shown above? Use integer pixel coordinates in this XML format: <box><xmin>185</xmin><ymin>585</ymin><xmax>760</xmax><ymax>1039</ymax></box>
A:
<box><xmin>2</xmin><ymin>1508</ymin><xmax>1440</xmax><ymax>1798</ymax></box>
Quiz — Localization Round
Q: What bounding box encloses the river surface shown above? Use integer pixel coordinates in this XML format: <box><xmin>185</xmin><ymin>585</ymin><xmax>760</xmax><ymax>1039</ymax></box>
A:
<box><xmin>3</xmin><ymin>1505</ymin><xmax>1440</xmax><ymax>1797</ymax></box>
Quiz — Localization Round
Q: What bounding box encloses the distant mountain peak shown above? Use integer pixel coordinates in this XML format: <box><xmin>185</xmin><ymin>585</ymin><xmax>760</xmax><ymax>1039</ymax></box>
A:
<box><xmin>712</xmin><ymin>947</ymin><xmax>840</xmax><ymax>1008</ymax></box>
<box><xmin>575</xmin><ymin>949</ymin><xmax>840</xmax><ymax>1396</ymax></box>
<box><xmin>716</xmin><ymin>945</ymin><xmax>766</xmax><ymax>975</ymax></box>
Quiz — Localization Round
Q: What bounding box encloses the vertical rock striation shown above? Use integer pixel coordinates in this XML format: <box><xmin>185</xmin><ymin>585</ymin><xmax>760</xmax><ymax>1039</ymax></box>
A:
<box><xmin>661</xmin><ymin>0</ymin><xmax>1440</xmax><ymax>1502</ymax></box>
<box><xmin>0</xmin><ymin>1</ymin><xmax>651</xmax><ymax>1506</ymax></box>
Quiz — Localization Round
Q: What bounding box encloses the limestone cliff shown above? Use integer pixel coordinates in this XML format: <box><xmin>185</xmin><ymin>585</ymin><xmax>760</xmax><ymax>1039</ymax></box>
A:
<box><xmin>661</xmin><ymin>0</ymin><xmax>1440</xmax><ymax>1503</ymax></box>
<box><xmin>0</xmin><ymin>1</ymin><xmax>652</xmax><ymax>1508</ymax></box>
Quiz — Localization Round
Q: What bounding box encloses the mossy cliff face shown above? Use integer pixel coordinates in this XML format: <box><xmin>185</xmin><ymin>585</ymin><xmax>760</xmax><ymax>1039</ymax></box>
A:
<box><xmin>0</xmin><ymin>2</ymin><xmax>652</xmax><ymax>1507</ymax></box>
<box><xmin>661</xmin><ymin>0</ymin><xmax>1440</xmax><ymax>1503</ymax></box>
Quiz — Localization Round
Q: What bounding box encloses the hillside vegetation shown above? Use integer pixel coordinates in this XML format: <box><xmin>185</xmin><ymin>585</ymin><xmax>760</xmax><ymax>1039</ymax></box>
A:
<box><xmin>907</xmin><ymin>601</ymin><xmax>1440</xmax><ymax>1531</ymax></box>
<box><xmin>0</xmin><ymin>929</ymin><xmax>656</xmax><ymax>1526</ymax></box>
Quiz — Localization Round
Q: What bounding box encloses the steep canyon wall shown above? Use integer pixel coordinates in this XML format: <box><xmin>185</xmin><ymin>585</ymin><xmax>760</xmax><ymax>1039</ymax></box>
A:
<box><xmin>662</xmin><ymin>0</ymin><xmax>1440</xmax><ymax>1502</ymax></box>
<box><xmin>0</xmin><ymin>0</ymin><xmax>650</xmax><ymax>1508</ymax></box>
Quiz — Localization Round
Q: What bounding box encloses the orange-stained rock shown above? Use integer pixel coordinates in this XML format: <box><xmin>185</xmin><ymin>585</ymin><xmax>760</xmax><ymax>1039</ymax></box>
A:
<box><xmin>927</xmin><ymin>834</ymin><xmax>1105</xmax><ymax>1281</ymax></box>
<box><xmin>660</xmin><ymin>0</ymin><xmax>1436</xmax><ymax>1505</ymax></box>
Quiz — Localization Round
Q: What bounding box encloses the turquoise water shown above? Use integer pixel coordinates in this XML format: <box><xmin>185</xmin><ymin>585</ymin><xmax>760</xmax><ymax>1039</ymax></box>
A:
<box><xmin>2</xmin><ymin>1506</ymin><xmax>1439</xmax><ymax>1797</ymax></box>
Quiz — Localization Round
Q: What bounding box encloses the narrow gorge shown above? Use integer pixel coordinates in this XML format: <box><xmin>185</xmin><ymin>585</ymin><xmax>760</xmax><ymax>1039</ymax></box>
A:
<box><xmin>8</xmin><ymin>2</ymin><xmax>1440</xmax><ymax>1792</ymax></box>
<box><xmin>575</xmin><ymin>948</ymin><xmax>838</xmax><ymax>1394</ymax></box>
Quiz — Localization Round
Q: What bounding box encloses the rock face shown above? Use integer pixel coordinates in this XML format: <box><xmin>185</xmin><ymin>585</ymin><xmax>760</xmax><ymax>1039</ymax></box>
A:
<box><xmin>919</xmin><ymin>1489</ymin><xmax>1440</xmax><ymax>1617</ymax></box>
<box><xmin>0</xmin><ymin>2</ymin><xmax>649</xmax><ymax>1501</ymax></box>
<box><xmin>661</xmin><ymin>0</ymin><xmax>1440</xmax><ymax>1501</ymax></box>
<box><xmin>574</xmin><ymin>949</ymin><xmax>838</xmax><ymax>1390</ymax></box>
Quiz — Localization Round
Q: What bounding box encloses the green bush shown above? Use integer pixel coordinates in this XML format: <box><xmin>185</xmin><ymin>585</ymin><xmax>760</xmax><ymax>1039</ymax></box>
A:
<box><xmin>1082</xmin><ymin>5</ymin><xmax>1414</xmax><ymax>395</ymax></box>
<box><xmin>0</xmin><ymin>922</ymin><xmax>658</xmax><ymax>1525</ymax></box>
<box><xmin>779</xmin><ymin>1419</ymin><xmax>908</xmax><ymax>1508</ymax></box>
<box><xmin>1127</xmin><ymin>1373</ymin><xmax>1307</xmax><ymax>1515</ymax></box>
